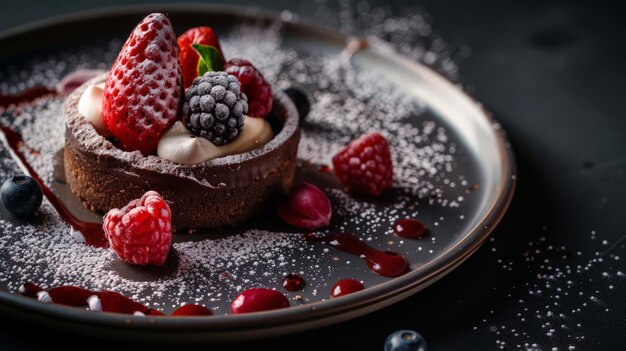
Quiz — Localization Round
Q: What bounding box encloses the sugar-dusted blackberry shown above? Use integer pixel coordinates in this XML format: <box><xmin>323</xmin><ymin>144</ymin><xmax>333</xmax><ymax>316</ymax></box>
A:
<box><xmin>182</xmin><ymin>71</ymin><xmax>248</xmax><ymax>145</ymax></box>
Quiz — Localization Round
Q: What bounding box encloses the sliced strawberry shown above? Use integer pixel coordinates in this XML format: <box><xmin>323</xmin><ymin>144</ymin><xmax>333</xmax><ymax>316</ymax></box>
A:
<box><xmin>102</xmin><ymin>13</ymin><xmax>183</xmax><ymax>155</ymax></box>
<box><xmin>276</xmin><ymin>183</ymin><xmax>332</xmax><ymax>230</ymax></box>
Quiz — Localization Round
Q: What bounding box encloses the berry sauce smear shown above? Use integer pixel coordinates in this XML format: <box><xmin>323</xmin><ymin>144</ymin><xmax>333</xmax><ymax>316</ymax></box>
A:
<box><xmin>306</xmin><ymin>233</ymin><xmax>409</xmax><ymax>277</ymax></box>
<box><xmin>0</xmin><ymin>88</ymin><xmax>107</xmax><ymax>248</ymax></box>
<box><xmin>0</xmin><ymin>87</ymin><xmax>56</xmax><ymax>106</ymax></box>
<box><xmin>19</xmin><ymin>282</ymin><xmax>164</xmax><ymax>315</ymax></box>
<box><xmin>0</xmin><ymin>125</ymin><xmax>107</xmax><ymax>247</ymax></box>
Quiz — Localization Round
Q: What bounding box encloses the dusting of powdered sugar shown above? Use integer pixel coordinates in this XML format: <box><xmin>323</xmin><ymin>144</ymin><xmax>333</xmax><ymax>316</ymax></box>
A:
<box><xmin>222</xmin><ymin>25</ymin><xmax>454</xmax><ymax>200</ymax></box>
<box><xmin>0</xmin><ymin>18</ymin><xmax>472</xmax><ymax>314</ymax></box>
<box><xmin>469</xmin><ymin>229</ymin><xmax>626</xmax><ymax>351</ymax></box>
<box><xmin>0</xmin><ymin>39</ymin><xmax>121</xmax><ymax>95</ymax></box>
<box><xmin>304</xmin><ymin>0</ymin><xmax>467</xmax><ymax>81</ymax></box>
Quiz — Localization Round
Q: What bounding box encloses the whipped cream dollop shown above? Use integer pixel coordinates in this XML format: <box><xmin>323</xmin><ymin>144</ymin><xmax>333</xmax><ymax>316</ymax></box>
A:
<box><xmin>77</xmin><ymin>83</ymin><xmax>111</xmax><ymax>137</ymax></box>
<box><xmin>157</xmin><ymin>118</ymin><xmax>274</xmax><ymax>165</ymax></box>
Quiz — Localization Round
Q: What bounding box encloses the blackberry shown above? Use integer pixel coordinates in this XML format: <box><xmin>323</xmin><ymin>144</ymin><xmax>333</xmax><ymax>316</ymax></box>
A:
<box><xmin>183</xmin><ymin>71</ymin><xmax>248</xmax><ymax>145</ymax></box>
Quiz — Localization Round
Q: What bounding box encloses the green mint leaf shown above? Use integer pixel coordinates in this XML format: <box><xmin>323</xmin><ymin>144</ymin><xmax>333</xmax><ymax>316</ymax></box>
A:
<box><xmin>192</xmin><ymin>44</ymin><xmax>224</xmax><ymax>76</ymax></box>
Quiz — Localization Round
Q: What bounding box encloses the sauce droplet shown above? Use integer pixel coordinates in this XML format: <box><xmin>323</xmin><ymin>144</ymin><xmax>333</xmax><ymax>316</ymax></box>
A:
<box><xmin>282</xmin><ymin>273</ymin><xmax>305</xmax><ymax>292</ymax></box>
<box><xmin>230</xmin><ymin>288</ymin><xmax>289</xmax><ymax>314</ymax></box>
<box><xmin>318</xmin><ymin>164</ymin><xmax>333</xmax><ymax>173</ymax></box>
<box><xmin>466</xmin><ymin>183</ymin><xmax>480</xmax><ymax>193</ymax></box>
<box><xmin>330</xmin><ymin>278</ymin><xmax>364</xmax><ymax>298</ymax></box>
<box><xmin>172</xmin><ymin>304</ymin><xmax>213</xmax><ymax>316</ymax></box>
<box><xmin>394</xmin><ymin>218</ymin><xmax>427</xmax><ymax>239</ymax></box>
<box><xmin>306</xmin><ymin>233</ymin><xmax>408</xmax><ymax>277</ymax></box>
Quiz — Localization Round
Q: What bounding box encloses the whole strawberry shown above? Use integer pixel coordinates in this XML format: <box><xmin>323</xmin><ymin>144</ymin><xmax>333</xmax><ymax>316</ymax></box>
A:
<box><xmin>332</xmin><ymin>132</ymin><xmax>394</xmax><ymax>196</ymax></box>
<box><xmin>103</xmin><ymin>191</ymin><xmax>172</xmax><ymax>266</ymax></box>
<box><xmin>102</xmin><ymin>13</ymin><xmax>183</xmax><ymax>155</ymax></box>
<box><xmin>178</xmin><ymin>26</ymin><xmax>225</xmax><ymax>89</ymax></box>
<box><xmin>225</xmin><ymin>59</ymin><xmax>273</xmax><ymax>118</ymax></box>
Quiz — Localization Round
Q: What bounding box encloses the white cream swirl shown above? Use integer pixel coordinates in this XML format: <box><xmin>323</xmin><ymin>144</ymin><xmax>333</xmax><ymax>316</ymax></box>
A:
<box><xmin>157</xmin><ymin>119</ymin><xmax>274</xmax><ymax>165</ymax></box>
<box><xmin>77</xmin><ymin>83</ymin><xmax>112</xmax><ymax>137</ymax></box>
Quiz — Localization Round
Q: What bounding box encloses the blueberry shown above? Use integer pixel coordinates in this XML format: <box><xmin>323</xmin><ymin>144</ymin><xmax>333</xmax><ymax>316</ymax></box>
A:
<box><xmin>384</xmin><ymin>330</ymin><xmax>427</xmax><ymax>351</ymax></box>
<box><xmin>1</xmin><ymin>175</ymin><xmax>43</xmax><ymax>217</ymax></box>
<box><xmin>283</xmin><ymin>87</ymin><xmax>311</xmax><ymax>121</ymax></box>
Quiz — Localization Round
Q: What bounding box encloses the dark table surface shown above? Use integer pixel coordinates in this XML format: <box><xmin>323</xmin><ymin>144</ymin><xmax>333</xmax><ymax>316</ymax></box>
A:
<box><xmin>1</xmin><ymin>1</ymin><xmax>625</xmax><ymax>350</ymax></box>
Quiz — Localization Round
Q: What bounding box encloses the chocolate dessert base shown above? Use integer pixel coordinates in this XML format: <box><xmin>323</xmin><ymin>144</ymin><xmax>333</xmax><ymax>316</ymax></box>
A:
<box><xmin>64</xmin><ymin>76</ymin><xmax>300</xmax><ymax>229</ymax></box>
<box><xmin>64</xmin><ymin>146</ymin><xmax>297</xmax><ymax>229</ymax></box>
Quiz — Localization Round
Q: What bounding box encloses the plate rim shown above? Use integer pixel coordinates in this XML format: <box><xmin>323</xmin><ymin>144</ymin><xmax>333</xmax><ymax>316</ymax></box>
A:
<box><xmin>0</xmin><ymin>3</ymin><xmax>517</xmax><ymax>339</ymax></box>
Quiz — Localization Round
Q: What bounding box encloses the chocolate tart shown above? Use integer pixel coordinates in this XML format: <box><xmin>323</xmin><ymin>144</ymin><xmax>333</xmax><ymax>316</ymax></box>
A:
<box><xmin>63</xmin><ymin>75</ymin><xmax>300</xmax><ymax>229</ymax></box>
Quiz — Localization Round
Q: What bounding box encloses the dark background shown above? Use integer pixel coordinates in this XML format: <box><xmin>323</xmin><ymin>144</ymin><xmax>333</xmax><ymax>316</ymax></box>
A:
<box><xmin>1</xmin><ymin>1</ymin><xmax>625</xmax><ymax>350</ymax></box>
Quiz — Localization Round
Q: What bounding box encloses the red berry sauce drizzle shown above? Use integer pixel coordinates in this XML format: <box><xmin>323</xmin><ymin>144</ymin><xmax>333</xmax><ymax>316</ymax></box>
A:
<box><xmin>0</xmin><ymin>87</ymin><xmax>56</xmax><ymax>107</ymax></box>
<box><xmin>393</xmin><ymin>218</ymin><xmax>427</xmax><ymax>239</ymax></box>
<box><xmin>306</xmin><ymin>233</ymin><xmax>409</xmax><ymax>277</ymax></box>
<box><xmin>0</xmin><ymin>125</ymin><xmax>107</xmax><ymax>247</ymax></box>
<box><xmin>0</xmin><ymin>85</ymin><xmax>108</xmax><ymax>248</ymax></box>
<box><xmin>19</xmin><ymin>282</ymin><xmax>163</xmax><ymax>315</ymax></box>
<box><xmin>19</xmin><ymin>282</ymin><xmax>212</xmax><ymax>316</ymax></box>
<box><xmin>282</xmin><ymin>273</ymin><xmax>305</xmax><ymax>292</ymax></box>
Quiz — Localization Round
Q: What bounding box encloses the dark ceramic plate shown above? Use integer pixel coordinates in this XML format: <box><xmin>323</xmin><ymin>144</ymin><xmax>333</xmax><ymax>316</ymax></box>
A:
<box><xmin>0</xmin><ymin>4</ymin><xmax>515</xmax><ymax>342</ymax></box>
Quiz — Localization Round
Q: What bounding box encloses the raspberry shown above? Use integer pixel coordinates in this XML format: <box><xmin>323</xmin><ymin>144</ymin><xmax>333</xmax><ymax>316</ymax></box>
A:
<box><xmin>183</xmin><ymin>71</ymin><xmax>247</xmax><ymax>145</ymax></box>
<box><xmin>332</xmin><ymin>132</ymin><xmax>394</xmax><ymax>196</ymax></box>
<box><xmin>102</xmin><ymin>13</ymin><xmax>183</xmax><ymax>155</ymax></box>
<box><xmin>103</xmin><ymin>191</ymin><xmax>172</xmax><ymax>266</ymax></box>
<box><xmin>178</xmin><ymin>26</ymin><xmax>226</xmax><ymax>89</ymax></box>
<box><xmin>225</xmin><ymin>58</ymin><xmax>273</xmax><ymax>118</ymax></box>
